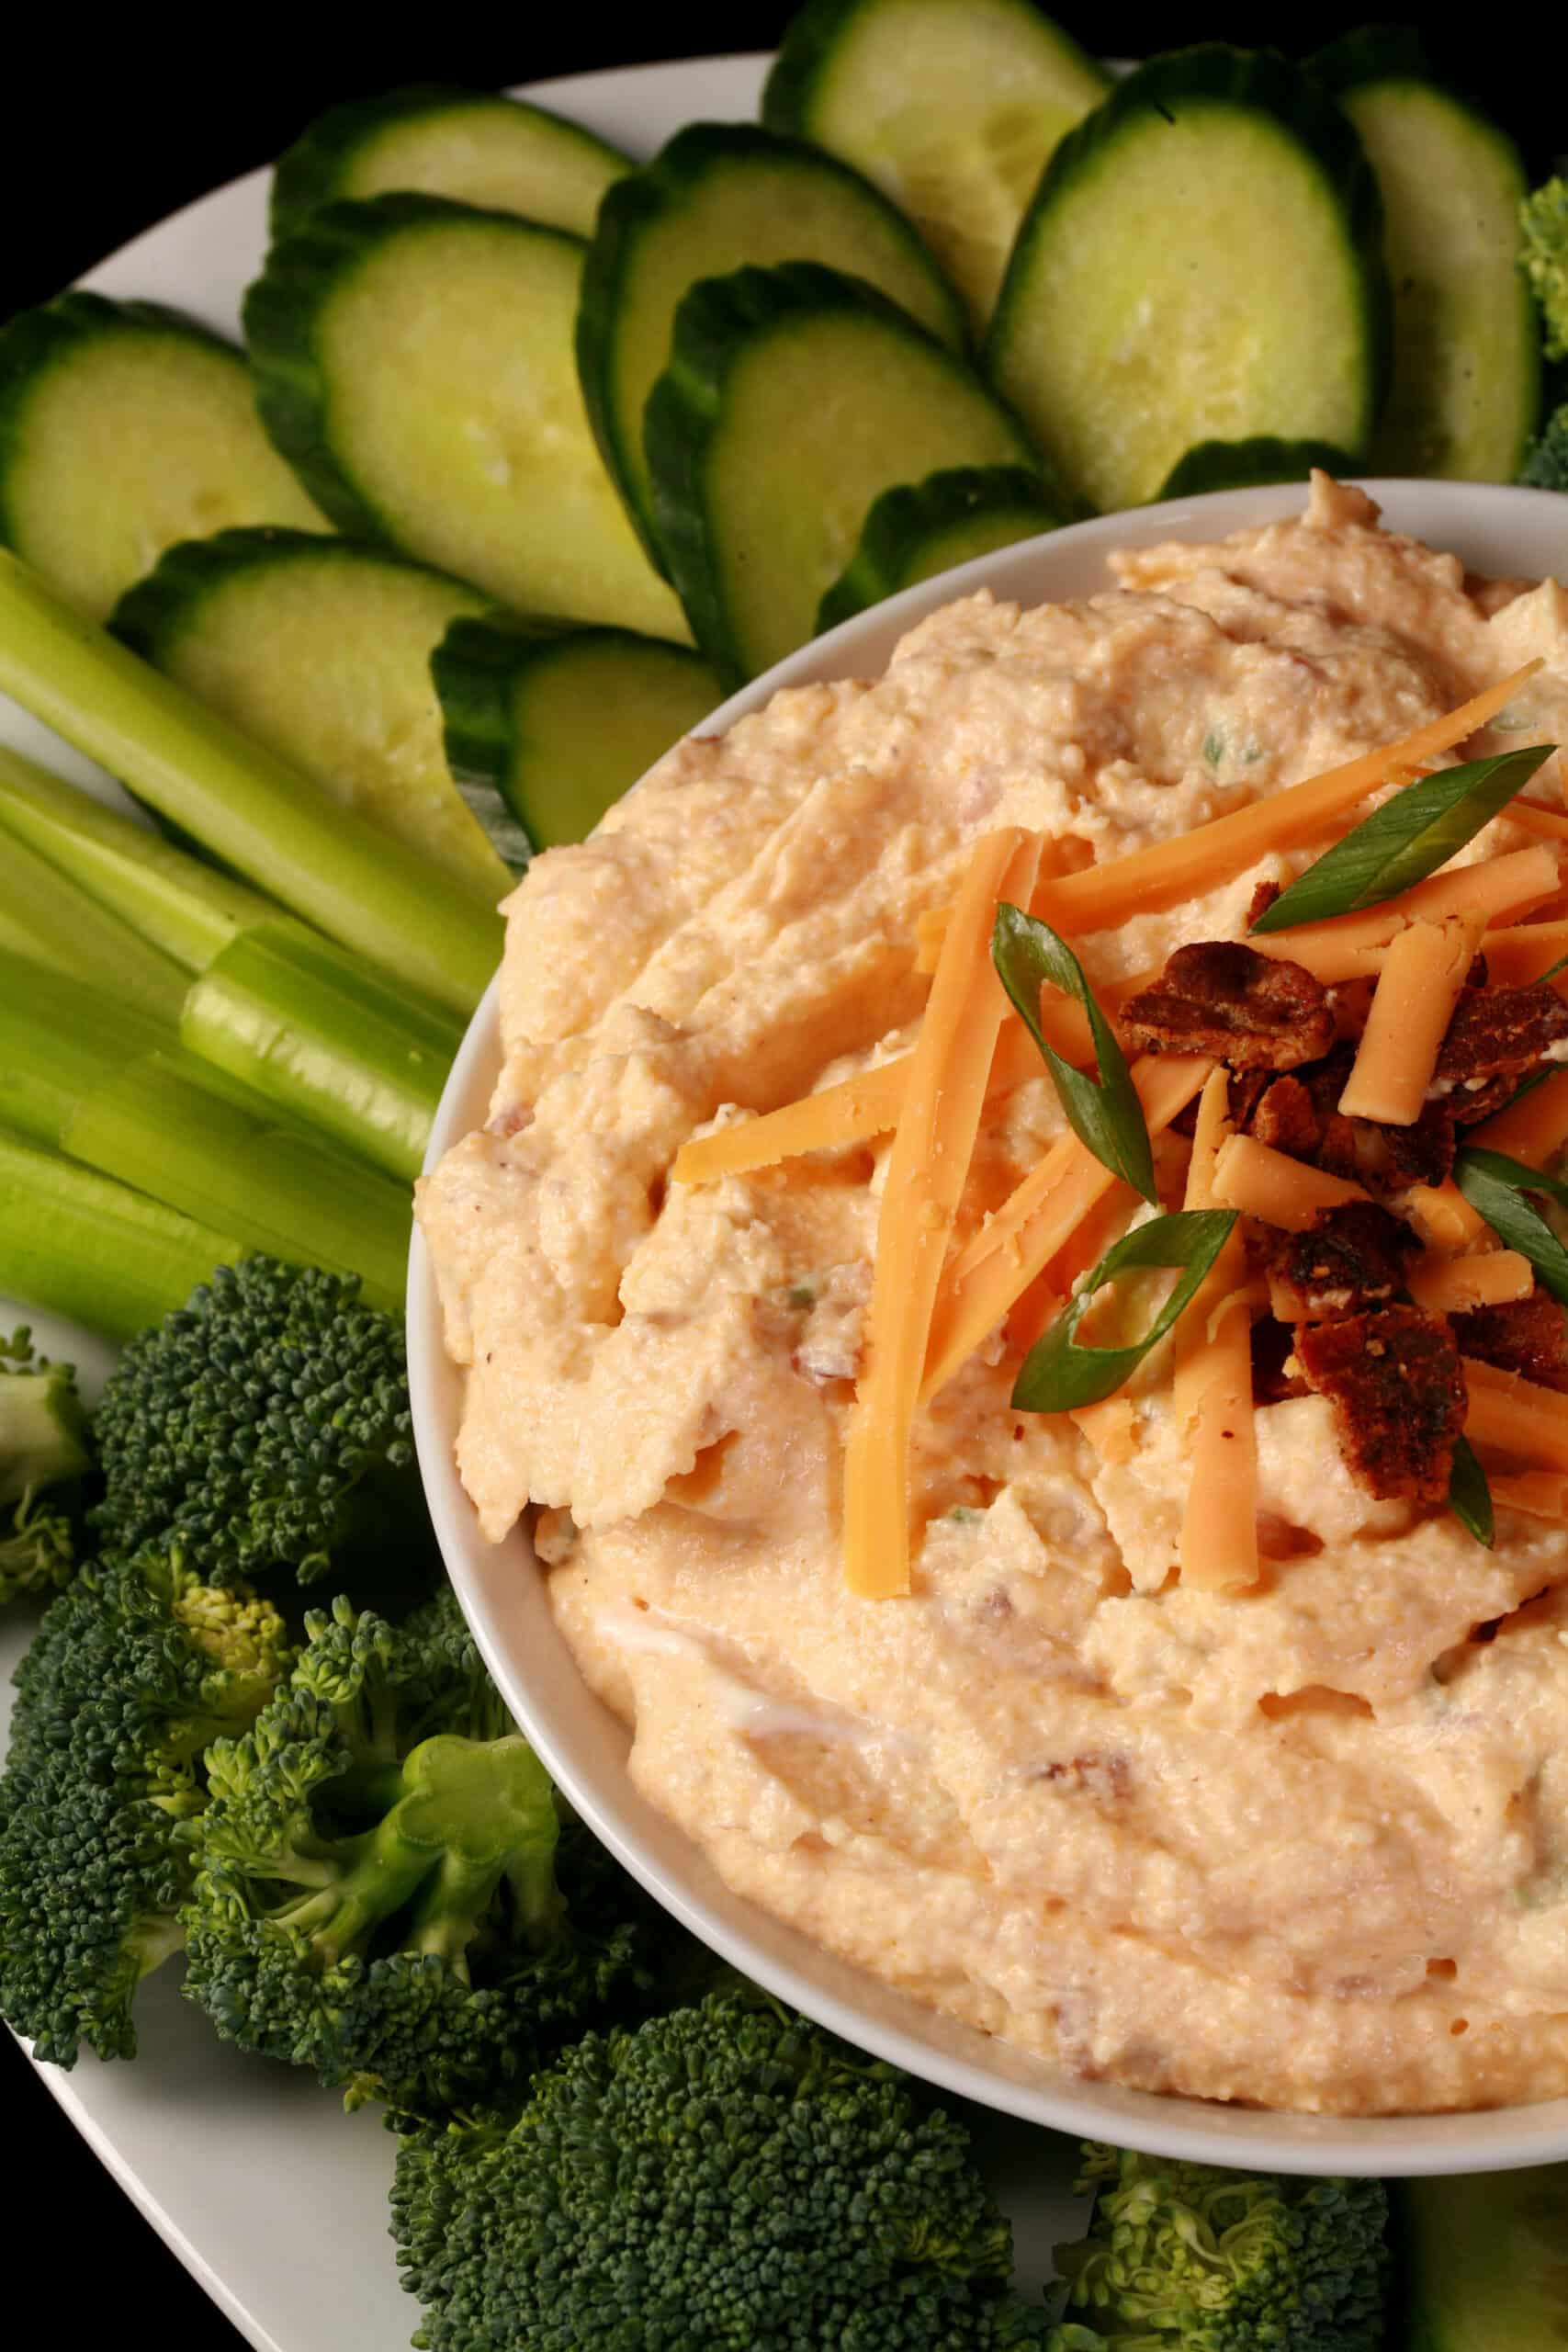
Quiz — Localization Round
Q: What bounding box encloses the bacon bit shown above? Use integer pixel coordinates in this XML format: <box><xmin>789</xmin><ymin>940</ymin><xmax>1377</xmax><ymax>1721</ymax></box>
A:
<box><xmin>1245</xmin><ymin>1052</ymin><xmax>1457</xmax><ymax>1193</ymax></box>
<box><xmin>1433</xmin><ymin>982</ymin><xmax>1568</xmax><ymax>1125</ymax></box>
<box><xmin>1249</xmin><ymin>1071</ymin><xmax>1320</xmax><ymax>1158</ymax></box>
<box><xmin>1247</xmin><ymin>877</ymin><xmax>1282</xmax><ymax>927</ymax></box>
<box><xmin>1293</xmin><ymin>1305</ymin><xmax>1464</xmax><ymax>1504</ymax></box>
<box><xmin>1259</xmin><ymin>1203</ymin><xmax>1416</xmax><ymax>1323</ymax></box>
<box><xmin>1121</xmin><ymin>942</ymin><xmax>1335</xmax><ymax>1069</ymax></box>
<box><xmin>1451</xmin><ymin>1286</ymin><xmax>1568</xmax><ymax>1394</ymax></box>
<box><xmin>1251</xmin><ymin>1316</ymin><xmax>1307</xmax><ymax>1404</ymax></box>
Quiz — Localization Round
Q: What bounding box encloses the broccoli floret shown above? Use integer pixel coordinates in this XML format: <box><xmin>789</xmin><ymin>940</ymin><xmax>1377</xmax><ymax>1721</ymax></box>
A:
<box><xmin>181</xmin><ymin>1589</ymin><xmax>649</xmax><ymax>2117</ymax></box>
<box><xmin>0</xmin><ymin>1551</ymin><xmax>292</xmax><ymax>2064</ymax></box>
<box><xmin>1520</xmin><ymin>401</ymin><xmax>1568</xmax><ymax>492</ymax></box>
<box><xmin>91</xmin><ymin>1254</ymin><xmax>434</xmax><ymax>1596</ymax></box>
<box><xmin>389</xmin><ymin>1986</ymin><xmax>1054</xmax><ymax>2350</ymax></box>
<box><xmin>1522</xmin><ymin>176</ymin><xmax>1568</xmax><ymax>360</ymax></box>
<box><xmin>0</xmin><ymin>1326</ymin><xmax>91</xmax><ymax>1604</ymax></box>
<box><xmin>1048</xmin><ymin>2144</ymin><xmax>1389</xmax><ymax>2352</ymax></box>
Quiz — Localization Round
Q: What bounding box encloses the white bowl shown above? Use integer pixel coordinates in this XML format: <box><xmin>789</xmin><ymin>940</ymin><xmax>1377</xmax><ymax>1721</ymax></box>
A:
<box><xmin>409</xmin><ymin>479</ymin><xmax>1568</xmax><ymax>2177</ymax></box>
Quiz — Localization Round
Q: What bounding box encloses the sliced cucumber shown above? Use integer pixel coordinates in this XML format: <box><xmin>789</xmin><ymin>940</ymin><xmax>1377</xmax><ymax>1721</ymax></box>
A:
<box><xmin>988</xmin><ymin>45</ymin><xmax>1389</xmax><ymax>514</ymax></box>
<box><xmin>1157</xmin><ymin>435</ymin><xmax>1359</xmax><ymax>498</ymax></box>
<box><xmin>763</xmin><ymin>0</ymin><xmax>1110</xmax><ymax>329</ymax></box>
<box><xmin>0</xmin><ymin>293</ymin><xmax>325</xmax><ymax>623</ymax></box>
<box><xmin>577</xmin><ymin>120</ymin><xmax>966</xmax><ymax>571</ymax></box>
<box><xmin>271</xmin><ymin>84</ymin><xmax>629</xmax><ymax>242</ymax></box>
<box><xmin>1398</xmin><ymin>2167</ymin><xmax>1568</xmax><ymax>2351</ymax></box>
<box><xmin>646</xmin><ymin>262</ymin><xmax>1039</xmax><ymax>685</ymax></box>
<box><xmin>110</xmin><ymin>528</ymin><xmax>521</xmax><ymax>901</ymax></box>
<box><xmin>818</xmin><ymin>462</ymin><xmax>1061</xmax><ymax>628</ymax></box>
<box><xmin>244</xmin><ymin>194</ymin><xmax>690</xmax><ymax>641</ymax></box>
<box><xmin>434</xmin><ymin>616</ymin><xmax>721</xmax><ymax>853</ymax></box>
<box><xmin>1311</xmin><ymin>27</ymin><xmax>1540</xmax><ymax>481</ymax></box>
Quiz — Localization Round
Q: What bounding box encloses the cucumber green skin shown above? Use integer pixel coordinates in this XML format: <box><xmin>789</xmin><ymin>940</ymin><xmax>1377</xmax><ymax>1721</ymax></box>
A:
<box><xmin>817</xmin><ymin>463</ymin><xmax>1061</xmax><ymax>628</ymax></box>
<box><xmin>244</xmin><ymin>191</ymin><xmax>585</xmax><ymax>548</ymax></box>
<box><xmin>576</xmin><ymin>119</ymin><xmax>968</xmax><ymax>576</ymax></box>
<box><xmin>1309</xmin><ymin>29</ymin><xmax>1540</xmax><ymax>480</ymax></box>
<box><xmin>762</xmin><ymin>0</ymin><xmax>1108</xmax><ymax>141</ymax></box>
<box><xmin>1157</xmin><ymin>435</ymin><xmax>1360</xmax><ymax>498</ymax></box>
<box><xmin>434</xmin><ymin>614</ymin><xmax>719</xmax><ymax>850</ymax></box>
<box><xmin>269</xmin><ymin>83</ymin><xmax>629</xmax><ymax>241</ymax></box>
<box><xmin>0</xmin><ymin>292</ymin><xmax>242</xmax><ymax>555</ymax></box>
<box><xmin>645</xmin><ymin>259</ymin><xmax>1040</xmax><ymax>689</ymax></box>
<box><xmin>108</xmin><ymin>522</ymin><xmax>488</xmax><ymax>667</ymax></box>
<box><xmin>1396</xmin><ymin>2169</ymin><xmax>1568</xmax><ymax>2352</ymax></box>
<box><xmin>988</xmin><ymin>44</ymin><xmax>1393</xmax><ymax>486</ymax></box>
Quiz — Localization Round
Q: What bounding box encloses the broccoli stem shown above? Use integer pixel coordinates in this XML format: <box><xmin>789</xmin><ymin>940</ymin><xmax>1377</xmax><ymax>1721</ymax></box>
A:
<box><xmin>62</xmin><ymin>1054</ymin><xmax>410</xmax><ymax>1314</ymax></box>
<box><xmin>181</xmin><ymin>921</ymin><xmax>460</xmax><ymax>1183</ymax></box>
<box><xmin>0</xmin><ymin>740</ymin><xmax>280</xmax><ymax>975</ymax></box>
<box><xmin>0</xmin><ymin>1355</ymin><xmax>90</xmax><ymax>1507</ymax></box>
<box><xmin>0</xmin><ymin>816</ymin><xmax>187</xmax><ymax>1022</ymax></box>
<box><xmin>0</xmin><ymin>548</ymin><xmax>502</xmax><ymax>1016</ymax></box>
<box><xmin>0</xmin><ymin>949</ymin><xmax>173</xmax><ymax>1148</ymax></box>
<box><xmin>0</xmin><ymin>1124</ymin><xmax>240</xmax><ymax>1342</ymax></box>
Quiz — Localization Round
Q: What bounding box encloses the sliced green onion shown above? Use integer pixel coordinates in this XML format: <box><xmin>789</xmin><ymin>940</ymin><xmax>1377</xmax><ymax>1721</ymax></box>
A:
<box><xmin>181</xmin><ymin>921</ymin><xmax>461</xmax><ymax>1183</ymax></box>
<box><xmin>991</xmin><ymin>904</ymin><xmax>1156</xmax><ymax>1203</ymax></box>
<box><xmin>1249</xmin><ymin>744</ymin><xmax>1555</xmax><ymax>933</ymax></box>
<box><xmin>0</xmin><ymin>548</ymin><xmax>501</xmax><ymax>1015</ymax></box>
<box><xmin>0</xmin><ymin>950</ymin><xmax>173</xmax><ymax>1146</ymax></box>
<box><xmin>1012</xmin><ymin>1208</ymin><xmax>1237</xmax><ymax>1412</ymax></box>
<box><xmin>0</xmin><ymin>820</ymin><xmax>187</xmax><ymax>1022</ymax></box>
<box><xmin>1453</xmin><ymin>1147</ymin><xmax>1568</xmax><ymax>1303</ymax></box>
<box><xmin>0</xmin><ymin>1123</ymin><xmax>239</xmax><ymax>1343</ymax></box>
<box><xmin>1448</xmin><ymin>1434</ymin><xmax>1494</xmax><ymax>1548</ymax></box>
<box><xmin>62</xmin><ymin>1053</ymin><xmax>410</xmax><ymax>1313</ymax></box>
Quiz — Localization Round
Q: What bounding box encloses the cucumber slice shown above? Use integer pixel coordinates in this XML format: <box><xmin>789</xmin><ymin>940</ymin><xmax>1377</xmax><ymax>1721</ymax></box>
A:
<box><xmin>579</xmin><ymin>122</ymin><xmax>965</xmax><ymax>572</ymax></box>
<box><xmin>1311</xmin><ymin>28</ymin><xmax>1540</xmax><ymax>481</ymax></box>
<box><xmin>434</xmin><ymin>616</ymin><xmax>721</xmax><ymax>852</ymax></box>
<box><xmin>988</xmin><ymin>45</ymin><xmax>1390</xmax><ymax>514</ymax></box>
<box><xmin>111</xmin><ymin>528</ymin><xmax>520</xmax><ymax>902</ymax></box>
<box><xmin>0</xmin><ymin>293</ymin><xmax>325</xmax><ymax>623</ymax></box>
<box><xmin>271</xmin><ymin>84</ymin><xmax>628</xmax><ymax>242</ymax></box>
<box><xmin>763</xmin><ymin>0</ymin><xmax>1110</xmax><ymax>330</ymax></box>
<box><xmin>1398</xmin><ymin>2166</ymin><xmax>1568</xmax><ymax>2351</ymax></box>
<box><xmin>817</xmin><ymin>462</ymin><xmax>1061</xmax><ymax>628</ymax></box>
<box><xmin>244</xmin><ymin>195</ymin><xmax>690</xmax><ymax>642</ymax></box>
<box><xmin>1157</xmin><ymin>435</ymin><xmax>1359</xmax><ymax>498</ymax></box>
<box><xmin>646</xmin><ymin>261</ymin><xmax>1040</xmax><ymax>685</ymax></box>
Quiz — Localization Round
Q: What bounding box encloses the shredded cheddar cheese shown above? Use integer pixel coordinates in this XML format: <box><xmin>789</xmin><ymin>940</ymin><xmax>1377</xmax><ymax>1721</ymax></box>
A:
<box><xmin>1467</xmin><ymin>1069</ymin><xmax>1568</xmax><ymax>1165</ymax></box>
<box><xmin>1210</xmin><ymin>1133</ymin><xmax>1371</xmax><ymax>1230</ymax></box>
<box><xmin>1174</xmin><ymin>1068</ymin><xmax>1258</xmax><ymax>1591</ymax></box>
<box><xmin>842</xmin><ymin>829</ymin><xmax>1041</xmax><ymax>1599</ymax></box>
<box><xmin>1337</xmin><ymin>918</ymin><xmax>1476</xmax><ymax>1125</ymax></box>
<box><xmin>1463</xmin><ymin>1356</ymin><xmax>1568</xmax><ymax>1474</ymax></box>
<box><xmin>1406</xmin><ymin>1250</ymin><xmax>1533</xmax><ymax>1313</ymax></box>
<box><xmin>1249</xmin><ymin>845</ymin><xmax>1561</xmax><ymax>985</ymax></box>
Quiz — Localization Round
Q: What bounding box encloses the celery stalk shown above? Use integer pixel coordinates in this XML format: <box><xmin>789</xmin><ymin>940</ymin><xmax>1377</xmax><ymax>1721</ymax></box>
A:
<box><xmin>62</xmin><ymin>1052</ymin><xmax>410</xmax><ymax>1311</ymax></box>
<box><xmin>0</xmin><ymin>822</ymin><xmax>188</xmax><ymax>1021</ymax></box>
<box><xmin>181</xmin><ymin>921</ymin><xmax>461</xmax><ymax>1182</ymax></box>
<box><xmin>0</xmin><ymin>740</ymin><xmax>282</xmax><ymax>972</ymax></box>
<box><xmin>0</xmin><ymin>549</ymin><xmax>502</xmax><ymax>1015</ymax></box>
<box><xmin>0</xmin><ymin>1123</ymin><xmax>240</xmax><ymax>1342</ymax></box>
<box><xmin>0</xmin><ymin>948</ymin><xmax>172</xmax><ymax>1144</ymax></box>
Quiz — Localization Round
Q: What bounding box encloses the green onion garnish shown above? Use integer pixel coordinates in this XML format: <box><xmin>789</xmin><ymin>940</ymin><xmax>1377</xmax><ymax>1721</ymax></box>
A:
<box><xmin>1453</xmin><ymin>1146</ymin><xmax>1568</xmax><ymax>1304</ymax></box>
<box><xmin>991</xmin><ymin>904</ymin><xmax>1156</xmax><ymax>1204</ymax></box>
<box><xmin>1248</xmin><ymin>744</ymin><xmax>1555</xmax><ymax>933</ymax></box>
<box><xmin>1447</xmin><ymin>1434</ymin><xmax>1495</xmax><ymax>1548</ymax></box>
<box><xmin>1012</xmin><ymin>1208</ymin><xmax>1237</xmax><ymax>1413</ymax></box>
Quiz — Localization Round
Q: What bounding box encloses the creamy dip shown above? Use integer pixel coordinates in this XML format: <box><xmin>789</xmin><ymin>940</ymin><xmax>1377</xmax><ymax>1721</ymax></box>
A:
<box><xmin>419</xmin><ymin>479</ymin><xmax>1568</xmax><ymax>2114</ymax></box>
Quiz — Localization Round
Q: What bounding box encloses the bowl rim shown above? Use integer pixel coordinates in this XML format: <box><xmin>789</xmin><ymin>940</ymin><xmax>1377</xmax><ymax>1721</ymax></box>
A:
<box><xmin>410</xmin><ymin>476</ymin><xmax>1568</xmax><ymax>2175</ymax></box>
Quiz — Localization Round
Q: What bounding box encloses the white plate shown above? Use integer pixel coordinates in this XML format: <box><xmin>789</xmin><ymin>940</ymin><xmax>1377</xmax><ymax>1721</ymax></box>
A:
<box><xmin>0</xmin><ymin>51</ymin><xmax>1087</xmax><ymax>2352</ymax></box>
<box><xmin>410</xmin><ymin>474</ymin><xmax>1568</xmax><ymax>2181</ymax></box>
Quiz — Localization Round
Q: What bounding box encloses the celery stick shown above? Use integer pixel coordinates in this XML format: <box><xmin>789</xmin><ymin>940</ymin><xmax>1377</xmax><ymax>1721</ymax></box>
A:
<box><xmin>0</xmin><ymin>948</ymin><xmax>172</xmax><ymax>1144</ymax></box>
<box><xmin>0</xmin><ymin>548</ymin><xmax>502</xmax><ymax>1015</ymax></box>
<box><xmin>0</xmin><ymin>822</ymin><xmax>188</xmax><ymax>1020</ymax></box>
<box><xmin>0</xmin><ymin>740</ymin><xmax>281</xmax><ymax>971</ymax></box>
<box><xmin>181</xmin><ymin>920</ymin><xmax>460</xmax><ymax>1182</ymax></box>
<box><xmin>62</xmin><ymin>1052</ymin><xmax>410</xmax><ymax>1311</ymax></box>
<box><xmin>0</xmin><ymin>1123</ymin><xmax>240</xmax><ymax>1342</ymax></box>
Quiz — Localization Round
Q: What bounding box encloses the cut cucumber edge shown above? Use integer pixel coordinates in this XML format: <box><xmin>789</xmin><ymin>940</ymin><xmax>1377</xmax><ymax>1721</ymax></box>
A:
<box><xmin>817</xmin><ymin>461</ymin><xmax>1062</xmax><ymax>628</ymax></box>
<box><xmin>1157</xmin><ymin>435</ymin><xmax>1360</xmax><ymax>498</ymax></box>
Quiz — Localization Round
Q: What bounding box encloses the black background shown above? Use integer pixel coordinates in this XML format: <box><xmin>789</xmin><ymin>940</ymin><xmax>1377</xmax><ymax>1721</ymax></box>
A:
<box><xmin>1</xmin><ymin>9</ymin><xmax>1559</xmax><ymax>2344</ymax></box>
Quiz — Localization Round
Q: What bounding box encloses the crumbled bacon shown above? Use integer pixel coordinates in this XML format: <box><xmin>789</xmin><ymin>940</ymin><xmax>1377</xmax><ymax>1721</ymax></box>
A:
<box><xmin>1434</xmin><ymin>983</ymin><xmax>1568</xmax><ymax>1125</ymax></box>
<box><xmin>1244</xmin><ymin>1052</ymin><xmax>1457</xmax><ymax>1192</ymax></box>
<box><xmin>1293</xmin><ymin>1305</ymin><xmax>1464</xmax><ymax>1504</ymax></box>
<box><xmin>1261</xmin><ymin>1203</ymin><xmax>1416</xmax><ymax>1322</ymax></box>
<box><xmin>1451</xmin><ymin>1285</ymin><xmax>1568</xmax><ymax>1393</ymax></box>
<box><xmin>1251</xmin><ymin>1316</ymin><xmax>1307</xmax><ymax>1405</ymax></box>
<box><xmin>1249</xmin><ymin>1071</ymin><xmax>1320</xmax><ymax>1158</ymax></box>
<box><xmin>1120</xmin><ymin>942</ymin><xmax>1335</xmax><ymax>1069</ymax></box>
<box><xmin>1247</xmin><ymin>878</ymin><xmax>1282</xmax><ymax>927</ymax></box>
